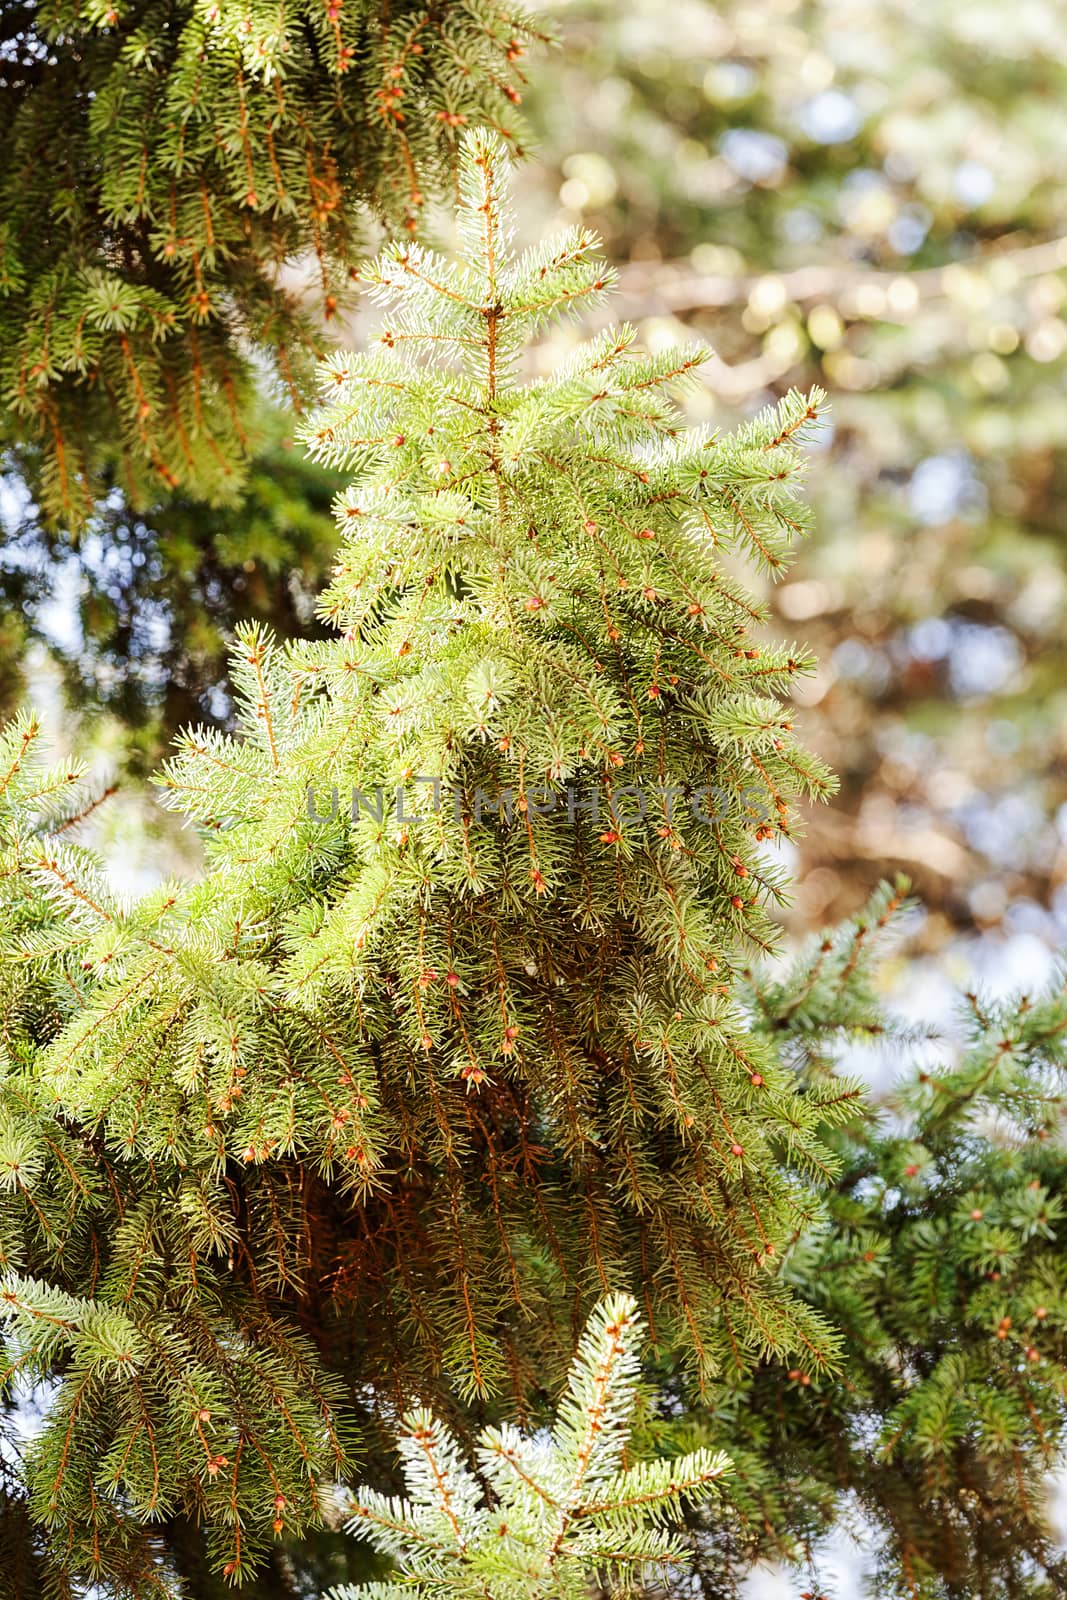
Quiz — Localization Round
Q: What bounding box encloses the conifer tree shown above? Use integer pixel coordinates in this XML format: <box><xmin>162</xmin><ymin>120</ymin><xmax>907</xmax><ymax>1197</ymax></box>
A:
<box><xmin>0</xmin><ymin>0</ymin><xmax>541</xmax><ymax>524</ymax></box>
<box><xmin>0</xmin><ymin>131</ymin><xmax>858</xmax><ymax>1592</ymax></box>
<box><xmin>328</xmin><ymin>1294</ymin><xmax>729</xmax><ymax>1600</ymax></box>
<box><xmin>658</xmin><ymin>888</ymin><xmax>1067</xmax><ymax>1599</ymax></box>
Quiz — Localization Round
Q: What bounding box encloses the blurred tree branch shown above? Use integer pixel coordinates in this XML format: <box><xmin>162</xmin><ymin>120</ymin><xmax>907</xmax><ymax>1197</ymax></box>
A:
<box><xmin>612</xmin><ymin>233</ymin><xmax>1067</xmax><ymax>319</ymax></box>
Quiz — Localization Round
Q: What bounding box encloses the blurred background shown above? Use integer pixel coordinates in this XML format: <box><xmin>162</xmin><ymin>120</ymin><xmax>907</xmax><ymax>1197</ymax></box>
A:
<box><xmin>3</xmin><ymin>0</ymin><xmax>1066</xmax><ymax>1013</ymax></box>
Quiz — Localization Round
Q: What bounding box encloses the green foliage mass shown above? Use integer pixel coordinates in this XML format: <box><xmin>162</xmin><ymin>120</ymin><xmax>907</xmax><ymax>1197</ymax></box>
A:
<box><xmin>649</xmin><ymin>892</ymin><xmax>1067</xmax><ymax>1599</ymax></box>
<box><xmin>321</xmin><ymin>890</ymin><xmax>1067</xmax><ymax>1600</ymax></box>
<box><xmin>0</xmin><ymin>0</ymin><xmax>541</xmax><ymax>524</ymax></box>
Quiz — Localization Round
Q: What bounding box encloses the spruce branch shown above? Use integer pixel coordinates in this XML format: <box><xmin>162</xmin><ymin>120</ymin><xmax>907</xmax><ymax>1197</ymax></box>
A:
<box><xmin>0</xmin><ymin>129</ymin><xmax>854</xmax><ymax>1592</ymax></box>
<box><xmin>333</xmin><ymin>1295</ymin><xmax>730</xmax><ymax>1600</ymax></box>
<box><xmin>0</xmin><ymin>0</ymin><xmax>546</xmax><ymax>523</ymax></box>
